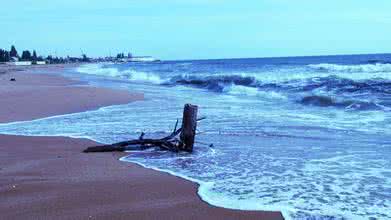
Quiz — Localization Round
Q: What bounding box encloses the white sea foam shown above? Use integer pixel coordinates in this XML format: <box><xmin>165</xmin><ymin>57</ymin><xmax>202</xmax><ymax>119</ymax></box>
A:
<box><xmin>219</xmin><ymin>68</ymin><xmax>390</xmax><ymax>87</ymax></box>
<box><xmin>1</xmin><ymin>94</ymin><xmax>390</xmax><ymax>219</ymax></box>
<box><xmin>77</xmin><ymin>63</ymin><xmax>121</xmax><ymax>77</ymax></box>
<box><xmin>223</xmin><ymin>64</ymin><xmax>391</xmax><ymax>84</ymax></box>
<box><xmin>119</xmin><ymin>145</ymin><xmax>388</xmax><ymax>220</ymax></box>
<box><xmin>77</xmin><ymin>63</ymin><xmax>391</xmax><ymax>94</ymax></box>
<box><xmin>223</xmin><ymin>84</ymin><xmax>287</xmax><ymax>100</ymax></box>
<box><xmin>76</xmin><ymin>63</ymin><xmax>163</xmax><ymax>84</ymax></box>
<box><xmin>308</xmin><ymin>63</ymin><xmax>391</xmax><ymax>75</ymax></box>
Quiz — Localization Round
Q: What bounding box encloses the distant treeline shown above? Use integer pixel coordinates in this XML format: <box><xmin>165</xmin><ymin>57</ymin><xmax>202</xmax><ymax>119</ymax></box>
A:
<box><xmin>0</xmin><ymin>45</ymin><xmax>90</xmax><ymax>63</ymax></box>
<box><xmin>0</xmin><ymin>45</ymin><xmax>43</xmax><ymax>62</ymax></box>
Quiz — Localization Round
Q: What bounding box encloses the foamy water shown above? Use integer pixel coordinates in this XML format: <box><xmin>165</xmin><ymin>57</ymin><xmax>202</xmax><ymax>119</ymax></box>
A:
<box><xmin>1</xmin><ymin>54</ymin><xmax>390</xmax><ymax>219</ymax></box>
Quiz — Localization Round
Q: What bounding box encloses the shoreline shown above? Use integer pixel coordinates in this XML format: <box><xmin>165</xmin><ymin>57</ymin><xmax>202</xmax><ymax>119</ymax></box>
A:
<box><xmin>0</xmin><ymin>64</ymin><xmax>284</xmax><ymax>219</ymax></box>
<box><xmin>0</xmin><ymin>64</ymin><xmax>143</xmax><ymax>123</ymax></box>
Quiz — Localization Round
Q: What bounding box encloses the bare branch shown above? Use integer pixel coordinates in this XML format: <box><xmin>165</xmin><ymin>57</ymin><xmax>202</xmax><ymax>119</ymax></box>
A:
<box><xmin>83</xmin><ymin>105</ymin><xmax>210</xmax><ymax>154</ymax></box>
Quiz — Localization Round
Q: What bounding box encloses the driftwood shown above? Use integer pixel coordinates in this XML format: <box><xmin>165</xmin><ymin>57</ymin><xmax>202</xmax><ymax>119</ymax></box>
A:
<box><xmin>83</xmin><ymin>104</ymin><xmax>204</xmax><ymax>153</ymax></box>
<box><xmin>179</xmin><ymin>104</ymin><xmax>198</xmax><ymax>152</ymax></box>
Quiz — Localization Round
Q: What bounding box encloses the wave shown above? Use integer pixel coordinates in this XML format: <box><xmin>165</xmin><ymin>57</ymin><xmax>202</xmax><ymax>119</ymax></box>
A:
<box><xmin>169</xmin><ymin>74</ymin><xmax>257</xmax><ymax>91</ymax></box>
<box><xmin>78</xmin><ymin>63</ymin><xmax>391</xmax><ymax>91</ymax></box>
<box><xmin>76</xmin><ymin>63</ymin><xmax>391</xmax><ymax>111</ymax></box>
<box><xmin>169</xmin><ymin>74</ymin><xmax>391</xmax><ymax>95</ymax></box>
<box><xmin>77</xmin><ymin>63</ymin><xmax>120</xmax><ymax>77</ymax></box>
<box><xmin>299</xmin><ymin>95</ymin><xmax>388</xmax><ymax>111</ymax></box>
<box><xmin>169</xmin><ymin>74</ymin><xmax>391</xmax><ymax>110</ymax></box>
<box><xmin>223</xmin><ymin>85</ymin><xmax>287</xmax><ymax>100</ymax></box>
<box><xmin>76</xmin><ymin>64</ymin><xmax>162</xmax><ymax>84</ymax></box>
<box><xmin>308</xmin><ymin>63</ymin><xmax>391</xmax><ymax>73</ymax></box>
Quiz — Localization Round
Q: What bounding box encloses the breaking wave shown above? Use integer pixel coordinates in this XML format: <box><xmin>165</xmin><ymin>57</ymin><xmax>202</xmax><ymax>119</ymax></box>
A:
<box><xmin>76</xmin><ymin>63</ymin><xmax>391</xmax><ymax>111</ymax></box>
<box><xmin>223</xmin><ymin>85</ymin><xmax>287</xmax><ymax>99</ymax></box>
<box><xmin>77</xmin><ymin>63</ymin><xmax>162</xmax><ymax>84</ymax></box>
<box><xmin>308</xmin><ymin>63</ymin><xmax>391</xmax><ymax>73</ymax></box>
<box><xmin>169</xmin><ymin>74</ymin><xmax>390</xmax><ymax>95</ymax></box>
<box><xmin>299</xmin><ymin>95</ymin><xmax>389</xmax><ymax>111</ymax></box>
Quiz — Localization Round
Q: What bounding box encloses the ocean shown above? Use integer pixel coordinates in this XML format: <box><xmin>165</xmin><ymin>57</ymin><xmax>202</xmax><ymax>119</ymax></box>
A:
<box><xmin>1</xmin><ymin>54</ymin><xmax>390</xmax><ymax>219</ymax></box>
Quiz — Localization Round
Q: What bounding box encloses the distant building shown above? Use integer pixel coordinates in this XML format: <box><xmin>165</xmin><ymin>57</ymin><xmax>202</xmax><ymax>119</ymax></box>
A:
<box><xmin>11</xmin><ymin>61</ymin><xmax>32</xmax><ymax>66</ymax></box>
<box><xmin>114</xmin><ymin>56</ymin><xmax>160</xmax><ymax>63</ymax></box>
<box><xmin>130</xmin><ymin>56</ymin><xmax>159</xmax><ymax>62</ymax></box>
<box><xmin>10</xmin><ymin>57</ymin><xmax>19</xmax><ymax>62</ymax></box>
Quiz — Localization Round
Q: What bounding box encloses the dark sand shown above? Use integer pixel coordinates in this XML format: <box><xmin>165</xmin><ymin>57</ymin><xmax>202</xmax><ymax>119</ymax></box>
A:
<box><xmin>0</xmin><ymin>64</ymin><xmax>284</xmax><ymax>219</ymax></box>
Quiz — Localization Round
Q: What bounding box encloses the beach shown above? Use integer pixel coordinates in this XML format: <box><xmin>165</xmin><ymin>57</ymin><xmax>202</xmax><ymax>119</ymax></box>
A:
<box><xmin>0</xmin><ymin>64</ymin><xmax>284</xmax><ymax>220</ymax></box>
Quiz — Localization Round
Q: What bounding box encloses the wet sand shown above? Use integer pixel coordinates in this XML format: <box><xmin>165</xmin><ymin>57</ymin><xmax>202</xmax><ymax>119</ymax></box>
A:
<box><xmin>0</xmin><ymin>64</ymin><xmax>143</xmax><ymax>123</ymax></box>
<box><xmin>0</xmin><ymin>64</ymin><xmax>284</xmax><ymax>219</ymax></box>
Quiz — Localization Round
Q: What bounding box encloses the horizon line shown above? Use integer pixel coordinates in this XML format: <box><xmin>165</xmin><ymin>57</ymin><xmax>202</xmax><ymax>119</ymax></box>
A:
<box><xmin>167</xmin><ymin>52</ymin><xmax>391</xmax><ymax>62</ymax></box>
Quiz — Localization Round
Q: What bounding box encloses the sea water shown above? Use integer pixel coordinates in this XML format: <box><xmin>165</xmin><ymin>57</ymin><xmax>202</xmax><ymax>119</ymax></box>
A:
<box><xmin>1</xmin><ymin>54</ymin><xmax>390</xmax><ymax>219</ymax></box>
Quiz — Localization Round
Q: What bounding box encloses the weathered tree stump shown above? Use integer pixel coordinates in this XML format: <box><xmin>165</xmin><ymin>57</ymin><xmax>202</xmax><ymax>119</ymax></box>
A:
<box><xmin>179</xmin><ymin>104</ymin><xmax>198</xmax><ymax>152</ymax></box>
<box><xmin>83</xmin><ymin>103</ymin><xmax>205</xmax><ymax>153</ymax></box>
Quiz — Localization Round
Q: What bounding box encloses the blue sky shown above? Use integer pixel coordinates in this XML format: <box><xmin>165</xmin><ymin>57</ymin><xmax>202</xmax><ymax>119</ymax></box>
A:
<box><xmin>1</xmin><ymin>0</ymin><xmax>391</xmax><ymax>60</ymax></box>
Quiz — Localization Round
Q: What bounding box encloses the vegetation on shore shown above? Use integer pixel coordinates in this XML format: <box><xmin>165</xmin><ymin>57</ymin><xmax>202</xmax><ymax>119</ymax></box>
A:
<box><xmin>0</xmin><ymin>45</ymin><xmax>90</xmax><ymax>64</ymax></box>
<box><xmin>1</xmin><ymin>45</ymin><xmax>151</xmax><ymax>64</ymax></box>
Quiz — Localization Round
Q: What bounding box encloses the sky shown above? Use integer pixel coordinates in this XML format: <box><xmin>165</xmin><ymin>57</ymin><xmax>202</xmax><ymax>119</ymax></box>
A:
<box><xmin>1</xmin><ymin>0</ymin><xmax>391</xmax><ymax>60</ymax></box>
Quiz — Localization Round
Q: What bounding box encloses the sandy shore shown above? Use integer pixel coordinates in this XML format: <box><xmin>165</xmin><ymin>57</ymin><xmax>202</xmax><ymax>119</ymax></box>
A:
<box><xmin>0</xmin><ymin>64</ymin><xmax>143</xmax><ymax>123</ymax></box>
<box><xmin>0</xmin><ymin>64</ymin><xmax>284</xmax><ymax>219</ymax></box>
